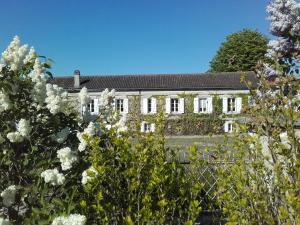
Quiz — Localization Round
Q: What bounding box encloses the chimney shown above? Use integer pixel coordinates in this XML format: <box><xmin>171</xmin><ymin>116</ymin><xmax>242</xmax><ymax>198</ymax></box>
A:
<box><xmin>74</xmin><ymin>69</ymin><xmax>80</xmax><ymax>88</ymax></box>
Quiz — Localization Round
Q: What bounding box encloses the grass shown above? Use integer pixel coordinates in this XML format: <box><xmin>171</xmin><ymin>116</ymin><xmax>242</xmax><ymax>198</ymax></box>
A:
<box><xmin>165</xmin><ymin>135</ymin><xmax>228</xmax><ymax>149</ymax></box>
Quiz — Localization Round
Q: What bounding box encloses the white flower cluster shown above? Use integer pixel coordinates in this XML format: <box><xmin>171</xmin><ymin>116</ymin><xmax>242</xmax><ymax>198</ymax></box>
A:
<box><xmin>51</xmin><ymin>214</ymin><xmax>86</xmax><ymax>225</ymax></box>
<box><xmin>1</xmin><ymin>36</ymin><xmax>30</xmax><ymax>71</ymax></box>
<box><xmin>78</xmin><ymin>87</ymin><xmax>90</xmax><ymax>106</ymax></box>
<box><xmin>53</xmin><ymin>127</ymin><xmax>70</xmax><ymax>144</ymax></box>
<box><xmin>57</xmin><ymin>147</ymin><xmax>77</xmax><ymax>171</ymax></box>
<box><xmin>0</xmin><ymin>217</ymin><xmax>10</xmax><ymax>225</ymax></box>
<box><xmin>45</xmin><ymin>84</ymin><xmax>69</xmax><ymax>115</ymax></box>
<box><xmin>41</xmin><ymin>169</ymin><xmax>65</xmax><ymax>186</ymax></box>
<box><xmin>1</xmin><ymin>185</ymin><xmax>17</xmax><ymax>207</ymax></box>
<box><xmin>30</xmin><ymin>59</ymin><xmax>47</xmax><ymax>105</ymax></box>
<box><xmin>77</xmin><ymin>122</ymin><xmax>96</xmax><ymax>152</ymax></box>
<box><xmin>114</xmin><ymin>116</ymin><xmax>128</xmax><ymax>133</ymax></box>
<box><xmin>81</xmin><ymin>166</ymin><xmax>98</xmax><ymax>185</ymax></box>
<box><xmin>267</xmin><ymin>0</ymin><xmax>300</xmax><ymax>35</ymax></box>
<box><xmin>24</xmin><ymin>47</ymin><xmax>36</xmax><ymax>64</ymax></box>
<box><xmin>0</xmin><ymin>91</ymin><xmax>12</xmax><ymax>113</ymax></box>
<box><xmin>98</xmin><ymin>88</ymin><xmax>115</xmax><ymax>108</ymax></box>
<box><xmin>7</xmin><ymin>119</ymin><xmax>31</xmax><ymax>143</ymax></box>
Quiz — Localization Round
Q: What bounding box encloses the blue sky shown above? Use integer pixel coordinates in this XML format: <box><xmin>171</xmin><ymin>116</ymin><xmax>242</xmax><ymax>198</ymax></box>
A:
<box><xmin>0</xmin><ymin>0</ymin><xmax>270</xmax><ymax>76</ymax></box>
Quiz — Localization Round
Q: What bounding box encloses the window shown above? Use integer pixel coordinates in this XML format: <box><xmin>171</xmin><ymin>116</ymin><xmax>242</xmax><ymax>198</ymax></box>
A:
<box><xmin>147</xmin><ymin>98</ymin><xmax>152</xmax><ymax>113</ymax></box>
<box><xmin>224</xmin><ymin>121</ymin><xmax>234</xmax><ymax>133</ymax></box>
<box><xmin>227</xmin><ymin>98</ymin><xmax>236</xmax><ymax>112</ymax></box>
<box><xmin>171</xmin><ymin>98</ymin><xmax>179</xmax><ymax>113</ymax></box>
<box><xmin>199</xmin><ymin>98</ymin><xmax>207</xmax><ymax>112</ymax></box>
<box><xmin>144</xmin><ymin>123</ymin><xmax>151</xmax><ymax>132</ymax></box>
<box><xmin>141</xmin><ymin>121</ymin><xmax>155</xmax><ymax>133</ymax></box>
<box><xmin>116</xmin><ymin>99</ymin><xmax>124</xmax><ymax>112</ymax></box>
<box><xmin>87</xmin><ymin>99</ymin><xmax>95</xmax><ymax>113</ymax></box>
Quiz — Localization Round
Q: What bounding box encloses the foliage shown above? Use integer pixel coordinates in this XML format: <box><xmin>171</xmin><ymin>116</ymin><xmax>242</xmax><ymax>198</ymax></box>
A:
<box><xmin>209</xmin><ymin>29</ymin><xmax>269</xmax><ymax>72</ymax></box>
<box><xmin>81</xmin><ymin>113</ymin><xmax>204</xmax><ymax>224</ymax></box>
<box><xmin>0</xmin><ymin>37</ymin><xmax>206</xmax><ymax>225</ymax></box>
<box><xmin>216</xmin><ymin>0</ymin><xmax>300</xmax><ymax>224</ymax></box>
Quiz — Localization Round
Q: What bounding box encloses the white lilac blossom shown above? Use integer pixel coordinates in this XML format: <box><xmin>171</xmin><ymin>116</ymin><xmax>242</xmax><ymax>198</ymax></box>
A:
<box><xmin>78</xmin><ymin>87</ymin><xmax>90</xmax><ymax>106</ymax></box>
<box><xmin>41</xmin><ymin>169</ymin><xmax>65</xmax><ymax>186</ymax></box>
<box><xmin>6</xmin><ymin>119</ymin><xmax>31</xmax><ymax>143</ymax></box>
<box><xmin>1</xmin><ymin>36</ymin><xmax>29</xmax><ymax>71</ymax></box>
<box><xmin>77</xmin><ymin>122</ymin><xmax>97</xmax><ymax>152</ymax></box>
<box><xmin>81</xmin><ymin>166</ymin><xmax>98</xmax><ymax>185</ymax></box>
<box><xmin>0</xmin><ymin>91</ymin><xmax>12</xmax><ymax>113</ymax></box>
<box><xmin>0</xmin><ymin>217</ymin><xmax>11</xmax><ymax>225</ymax></box>
<box><xmin>0</xmin><ymin>134</ymin><xmax>5</xmax><ymax>144</ymax></box>
<box><xmin>1</xmin><ymin>185</ymin><xmax>17</xmax><ymax>207</ymax></box>
<box><xmin>53</xmin><ymin>127</ymin><xmax>70</xmax><ymax>143</ymax></box>
<box><xmin>114</xmin><ymin>116</ymin><xmax>128</xmax><ymax>133</ymax></box>
<box><xmin>51</xmin><ymin>214</ymin><xmax>86</xmax><ymax>225</ymax></box>
<box><xmin>45</xmin><ymin>84</ymin><xmax>69</xmax><ymax>115</ymax></box>
<box><xmin>57</xmin><ymin>147</ymin><xmax>77</xmax><ymax>171</ymax></box>
<box><xmin>16</xmin><ymin>119</ymin><xmax>31</xmax><ymax>138</ymax></box>
<box><xmin>267</xmin><ymin>0</ymin><xmax>300</xmax><ymax>35</ymax></box>
<box><xmin>23</xmin><ymin>47</ymin><xmax>36</xmax><ymax>64</ymax></box>
<box><xmin>98</xmin><ymin>88</ymin><xmax>115</xmax><ymax>108</ymax></box>
<box><xmin>30</xmin><ymin>59</ymin><xmax>47</xmax><ymax>105</ymax></box>
<box><xmin>6</xmin><ymin>132</ymin><xmax>24</xmax><ymax>143</ymax></box>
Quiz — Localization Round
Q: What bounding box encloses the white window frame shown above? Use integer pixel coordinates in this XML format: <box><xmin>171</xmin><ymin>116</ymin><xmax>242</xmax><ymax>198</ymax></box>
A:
<box><xmin>87</xmin><ymin>99</ymin><xmax>95</xmax><ymax>113</ymax></box>
<box><xmin>115</xmin><ymin>99</ymin><xmax>124</xmax><ymax>113</ymax></box>
<box><xmin>141</xmin><ymin>121</ymin><xmax>155</xmax><ymax>133</ymax></box>
<box><xmin>224</xmin><ymin>121</ymin><xmax>234</xmax><ymax>133</ymax></box>
<box><xmin>199</xmin><ymin>98</ymin><xmax>208</xmax><ymax>113</ymax></box>
<box><xmin>171</xmin><ymin>98</ymin><xmax>179</xmax><ymax>113</ymax></box>
<box><xmin>227</xmin><ymin>98</ymin><xmax>236</xmax><ymax>113</ymax></box>
<box><xmin>141</xmin><ymin>97</ymin><xmax>157</xmax><ymax>114</ymax></box>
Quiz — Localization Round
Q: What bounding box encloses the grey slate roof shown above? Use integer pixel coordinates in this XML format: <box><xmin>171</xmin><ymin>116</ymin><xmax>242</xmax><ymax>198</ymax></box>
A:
<box><xmin>52</xmin><ymin>71</ymin><xmax>258</xmax><ymax>92</ymax></box>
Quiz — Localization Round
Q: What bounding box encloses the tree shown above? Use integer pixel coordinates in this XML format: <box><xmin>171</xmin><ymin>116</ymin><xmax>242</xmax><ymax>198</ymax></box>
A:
<box><xmin>209</xmin><ymin>29</ymin><xmax>269</xmax><ymax>72</ymax></box>
<box><xmin>216</xmin><ymin>0</ymin><xmax>300</xmax><ymax>224</ymax></box>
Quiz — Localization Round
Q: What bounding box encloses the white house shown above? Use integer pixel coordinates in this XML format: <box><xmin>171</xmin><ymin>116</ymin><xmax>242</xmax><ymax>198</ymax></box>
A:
<box><xmin>53</xmin><ymin>70</ymin><xmax>258</xmax><ymax>134</ymax></box>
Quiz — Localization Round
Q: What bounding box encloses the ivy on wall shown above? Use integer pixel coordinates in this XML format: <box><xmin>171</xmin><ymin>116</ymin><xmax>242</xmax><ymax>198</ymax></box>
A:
<box><xmin>125</xmin><ymin>93</ymin><xmax>249</xmax><ymax>136</ymax></box>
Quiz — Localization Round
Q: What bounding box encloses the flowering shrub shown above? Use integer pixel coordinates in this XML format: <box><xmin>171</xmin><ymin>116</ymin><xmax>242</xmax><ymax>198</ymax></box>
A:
<box><xmin>217</xmin><ymin>0</ymin><xmax>300</xmax><ymax>224</ymax></box>
<box><xmin>0</xmin><ymin>36</ymin><xmax>205</xmax><ymax>224</ymax></box>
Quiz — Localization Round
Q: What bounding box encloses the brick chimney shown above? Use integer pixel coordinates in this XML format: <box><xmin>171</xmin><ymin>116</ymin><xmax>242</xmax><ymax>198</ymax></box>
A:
<box><xmin>74</xmin><ymin>69</ymin><xmax>80</xmax><ymax>88</ymax></box>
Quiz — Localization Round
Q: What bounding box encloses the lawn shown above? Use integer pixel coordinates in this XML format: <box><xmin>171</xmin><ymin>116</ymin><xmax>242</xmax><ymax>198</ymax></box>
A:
<box><xmin>165</xmin><ymin>135</ymin><xmax>232</xmax><ymax>162</ymax></box>
<box><xmin>165</xmin><ymin>135</ymin><xmax>228</xmax><ymax>149</ymax></box>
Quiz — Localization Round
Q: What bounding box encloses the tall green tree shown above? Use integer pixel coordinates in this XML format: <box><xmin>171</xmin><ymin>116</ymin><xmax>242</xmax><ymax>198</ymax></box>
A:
<box><xmin>209</xmin><ymin>29</ymin><xmax>268</xmax><ymax>72</ymax></box>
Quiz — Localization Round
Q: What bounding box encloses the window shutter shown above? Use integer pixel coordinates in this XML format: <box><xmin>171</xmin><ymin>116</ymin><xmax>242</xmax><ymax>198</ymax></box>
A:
<box><xmin>141</xmin><ymin>121</ymin><xmax>145</xmax><ymax>132</ymax></box>
<box><xmin>94</xmin><ymin>99</ymin><xmax>99</xmax><ymax>114</ymax></box>
<box><xmin>150</xmin><ymin>123</ymin><xmax>155</xmax><ymax>132</ymax></box>
<box><xmin>179</xmin><ymin>98</ymin><xmax>185</xmax><ymax>114</ymax></box>
<box><xmin>224</xmin><ymin>121</ymin><xmax>229</xmax><ymax>133</ymax></box>
<box><xmin>166</xmin><ymin>98</ymin><xmax>171</xmax><ymax>113</ymax></box>
<box><xmin>123</xmin><ymin>98</ymin><xmax>129</xmax><ymax>114</ymax></box>
<box><xmin>222</xmin><ymin>97</ymin><xmax>228</xmax><ymax>114</ymax></box>
<box><xmin>207</xmin><ymin>97</ymin><xmax>213</xmax><ymax>113</ymax></box>
<box><xmin>152</xmin><ymin>98</ymin><xmax>157</xmax><ymax>113</ymax></box>
<box><xmin>236</xmin><ymin>97</ymin><xmax>242</xmax><ymax>113</ymax></box>
<box><xmin>194</xmin><ymin>98</ymin><xmax>199</xmax><ymax>113</ymax></box>
<box><xmin>82</xmin><ymin>105</ymin><xmax>86</xmax><ymax>115</ymax></box>
<box><xmin>141</xmin><ymin>98</ymin><xmax>148</xmax><ymax>114</ymax></box>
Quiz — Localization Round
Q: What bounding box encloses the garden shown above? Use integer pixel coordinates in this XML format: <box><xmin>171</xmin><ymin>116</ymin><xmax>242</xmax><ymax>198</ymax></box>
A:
<box><xmin>0</xmin><ymin>0</ymin><xmax>300</xmax><ymax>224</ymax></box>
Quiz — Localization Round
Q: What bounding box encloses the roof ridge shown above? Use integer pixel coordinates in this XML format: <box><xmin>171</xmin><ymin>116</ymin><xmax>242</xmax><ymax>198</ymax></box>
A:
<box><xmin>54</xmin><ymin>71</ymin><xmax>254</xmax><ymax>78</ymax></box>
